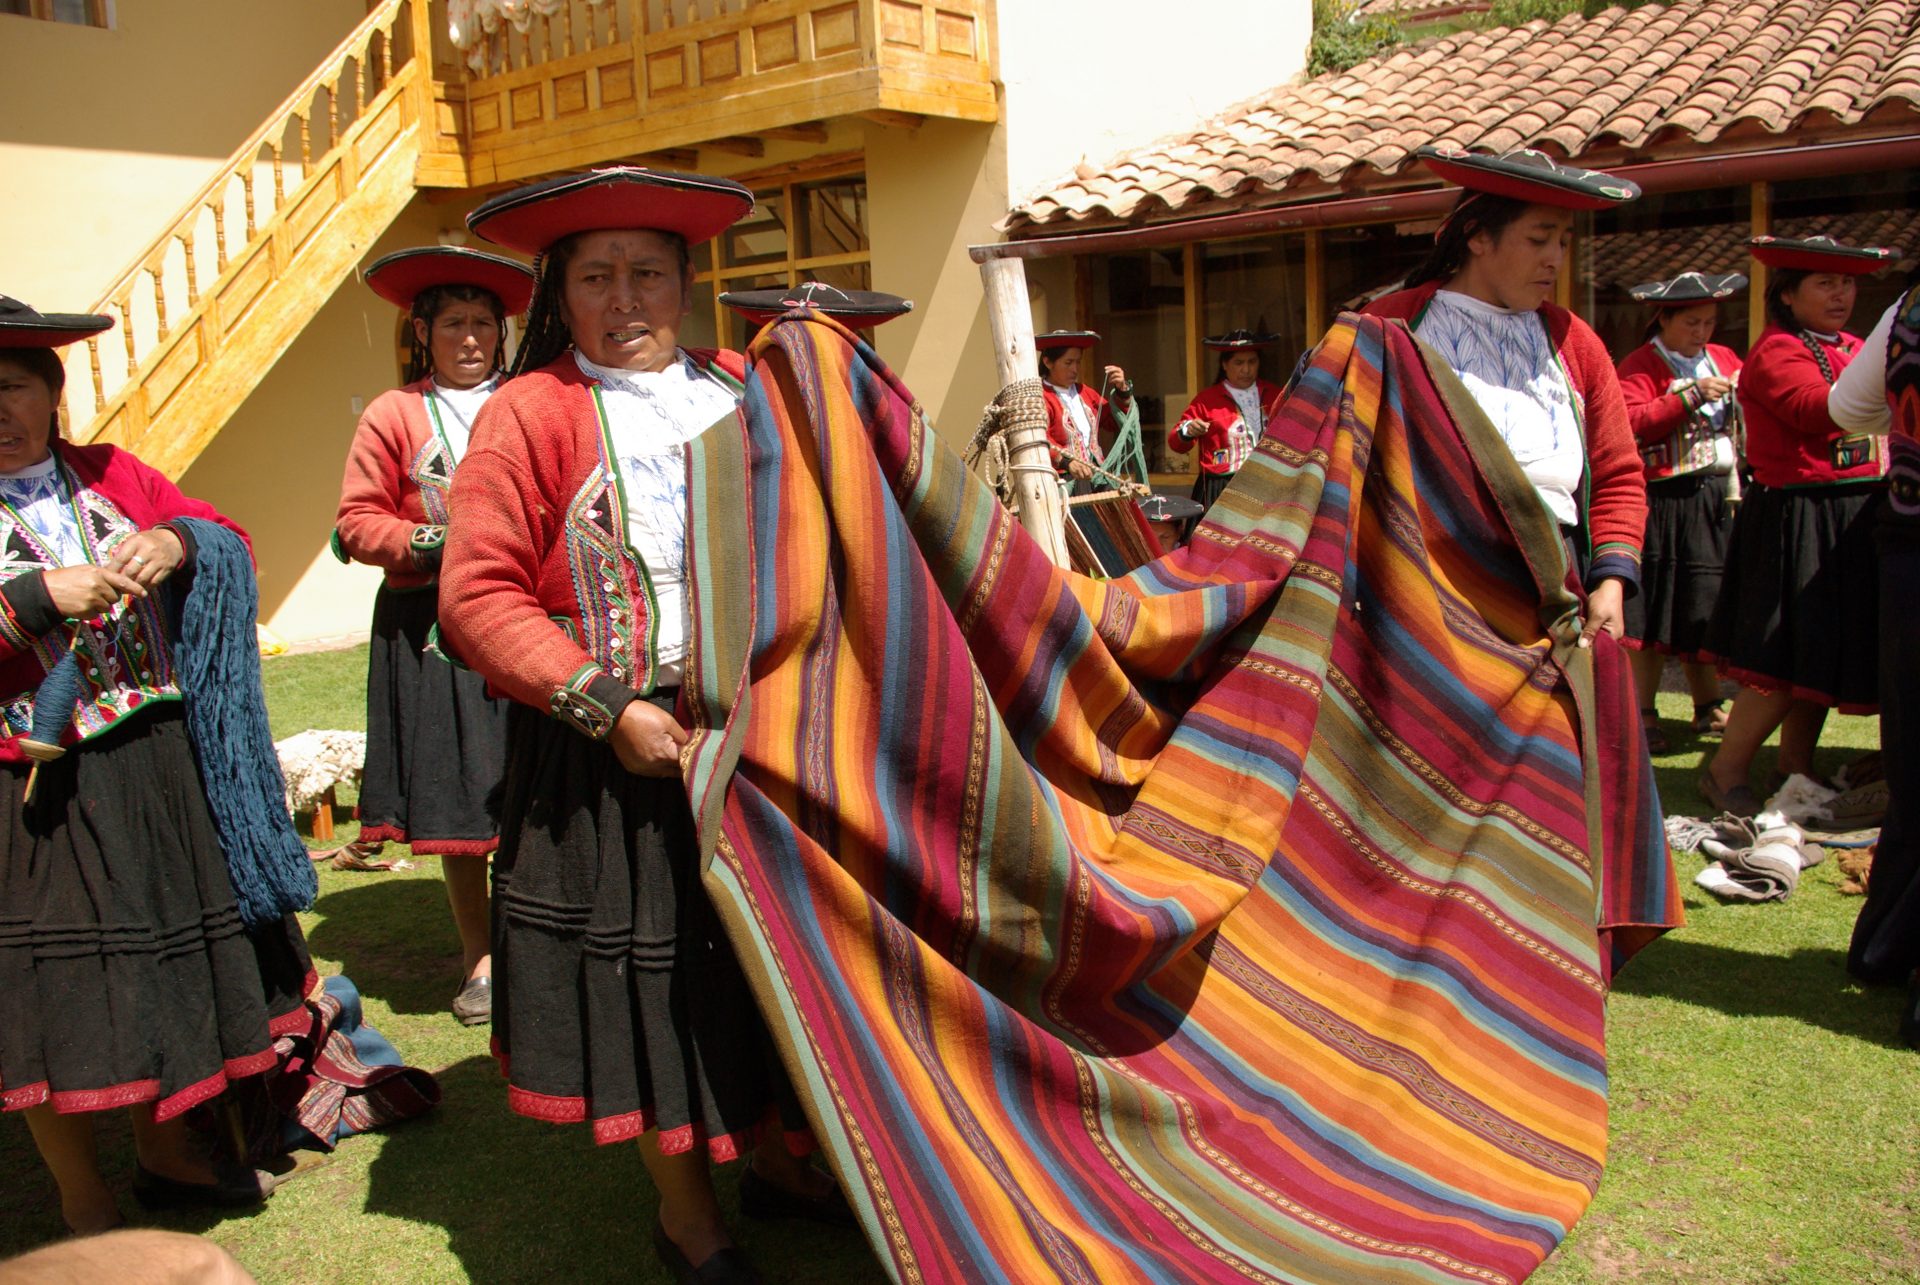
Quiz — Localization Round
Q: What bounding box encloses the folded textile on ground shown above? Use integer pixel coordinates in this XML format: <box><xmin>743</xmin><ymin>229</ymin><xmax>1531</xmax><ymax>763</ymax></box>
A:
<box><xmin>683</xmin><ymin>313</ymin><xmax>1680</xmax><ymax>1284</ymax></box>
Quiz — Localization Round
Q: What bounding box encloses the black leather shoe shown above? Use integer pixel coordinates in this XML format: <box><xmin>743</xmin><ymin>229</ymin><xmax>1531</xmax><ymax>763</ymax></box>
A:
<box><xmin>738</xmin><ymin>1164</ymin><xmax>857</xmax><ymax>1228</ymax></box>
<box><xmin>451</xmin><ymin>975</ymin><xmax>492</xmax><ymax>1025</ymax></box>
<box><xmin>131</xmin><ymin>1162</ymin><xmax>268</xmax><ymax>1211</ymax></box>
<box><xmin>652</xmin><ymin>1220</ymin><xmax>764</xmax><ymax>1285</ymax></box>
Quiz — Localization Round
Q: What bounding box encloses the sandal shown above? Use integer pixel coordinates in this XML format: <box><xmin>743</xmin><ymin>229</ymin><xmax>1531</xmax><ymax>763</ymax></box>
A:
<box><xmin>1690</xmin><ymin>700</ymin><xmax>1728</xmax><ymax>736</ymax></box>
<box><xmin>1640</xmin><ymin>708</ymin><xmax>1669</xmax><ymax>755</ymax></box>
<box><xmin>1697</xmin><ymin>772</ymin><xmax>1762</xmax><ymax>819</ymax></box>
<box><xmin>314</xmin><ymin>839</ymin><xmax>401</xmax><ymax>872</ymax></box>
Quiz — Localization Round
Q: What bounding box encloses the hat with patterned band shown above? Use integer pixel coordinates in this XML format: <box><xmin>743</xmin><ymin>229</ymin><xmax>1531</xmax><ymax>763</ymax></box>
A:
<box><xmin>363</xmin><ymin>247</ymin><xmax>537</xmax><ymax>315</ymax></box>
<box><xmin>1628</xmin><ymin>272</ymin><xmax>1748</xmax><ymax>305</ymax></box>
<box><xmin>1746</xmin><ymin>235</ymin><xmax>1896</xmax><ymax>275</ymax></box>
<box><xmin>1417</xmin><ymin>145</ymin><xmax>1641</xmax><ymax>211</ymax></box>
<box><xmin>466</xmin><ymin>166</ymin><xmax>755</xmax><ymax>255</ymax></box>
<box><xmin>0</xmin><ymin>295</ymin><xmax>114</xmax><ymax>349</ymax></box>
<box><xmin>720</xmin><ymin>282</ymin><xmax>914</xmax><ymax>328</ymax></box>
<box><xmin>1035</xmin><ymin>330</ymin><xmax>1100</xmax><ymax>352</ymax></box>
<box><xmin>1204</xmin><ymin>329</ymin><xmax>1281</xmax><ymax>351</ymax></box>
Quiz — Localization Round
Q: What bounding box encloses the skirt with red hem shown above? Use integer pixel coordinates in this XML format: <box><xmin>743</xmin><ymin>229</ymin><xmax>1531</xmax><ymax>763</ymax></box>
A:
<box><xmin>490</xmin><ymin>697</ymin><xmax>807</xmax><ymax>1157</ymax></box>
<box><xmin>1623</xmin><ymin>471</ymin><xmax>1732</xmax><ymax>659</ymax></box>
<box><xmin>0</xmin><ymin>707</ymin><xmax>316</xmax><ymax>1120</ymax></box>
<box><xmin>1702</xmin><ymin>479</ymin><xmax>1883</xmax><ymax>711</ymax></box>
<box><xmin>358</xmin><ymin>582</ymin><xmax>508</xmax><ymax>855</ymax></box>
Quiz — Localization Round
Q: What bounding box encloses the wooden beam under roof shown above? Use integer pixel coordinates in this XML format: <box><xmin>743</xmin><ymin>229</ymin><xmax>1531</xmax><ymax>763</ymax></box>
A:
<box><xmin>703</xmin><ymin>136</ymin><xmax>768</xmax><ymax>158</ymax></box>
<box><xmin>763</xmin><ymin>123</ymin><xmax>831</xmax><ymax>143</ymax></box>
<box><xmin>859</xmin><ymin>110</ymin><xmax>923</xmax><ymax>131</ymax></box>
<box><xmin>636</xmin><ymin>148</ymin><xmax>700</xmax><ymax>168</ymax></box>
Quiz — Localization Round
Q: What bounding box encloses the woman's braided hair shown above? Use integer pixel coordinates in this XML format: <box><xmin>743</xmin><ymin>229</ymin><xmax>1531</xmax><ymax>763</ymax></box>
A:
<box><xmin>509</xmin><ymin>230</ymin><xmax>695</xmax><ymax>377</ymax></box>
<box><xmin>404</xmin><ymin>283</ymin><xmax>508</xmax><ymax>385</ymax></box>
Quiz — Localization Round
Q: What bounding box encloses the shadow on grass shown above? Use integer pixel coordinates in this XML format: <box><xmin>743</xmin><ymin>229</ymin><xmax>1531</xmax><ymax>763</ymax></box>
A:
<box><xmin>304</xmin><ymin>876</ymin><xmax>462</xmax><ymax>1018</ymax></box>
<box><xmin>362</xmin><ymin>1056</ymin><xmax>880</xmax><ymax>1284</ymax></box>
<box><xmin>1616</xmin><ymin>935</ymin><xmax>1910</xmax><ymax>1048</ymax></box>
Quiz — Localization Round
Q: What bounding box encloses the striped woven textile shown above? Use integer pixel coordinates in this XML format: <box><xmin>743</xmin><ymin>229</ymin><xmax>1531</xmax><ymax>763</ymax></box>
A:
<box><xmin>683</xmin><ymin>313</ymin><xmax>1681</xmax><ymax>1284</ymax></box>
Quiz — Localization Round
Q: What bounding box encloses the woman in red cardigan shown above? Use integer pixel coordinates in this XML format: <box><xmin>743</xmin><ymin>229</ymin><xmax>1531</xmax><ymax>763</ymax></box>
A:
<box><xmin>1036</xmin><ymin>329</ymin><xmax>1132</xmax><ymax>487</ymax></box>
<box><xmin>330</xmin><ymin>246</ymin><xmax>533</xmax><ymax>1023</ymax></box>
<box><xmin>1700</xmin><ymin>236</ymin><xmax>1895</xmax><ymax>817</ymax></box>
<box><xmin>1364</xmin><ymin>146</ymin><xmax>1648</xmax><ymax>648</ymax></box>
<box><xmin>0</xmin><ymin>299</ymin><xmax>313</xmax><ymax>1232</ymax></box>
<box><xmin>441</xmin><ymin>168</ymin><xmax>847</xmax><ymax>1282</ymax></box>
<box><xmin>1614</xmin><ymin>271</ymin><xmax>1747</xmax><ymax>752</ymax></box>
<box><xmin>1169</xmin><ymin>329</ymin><xmax>1284</xmax><ymax>514</ymax></box>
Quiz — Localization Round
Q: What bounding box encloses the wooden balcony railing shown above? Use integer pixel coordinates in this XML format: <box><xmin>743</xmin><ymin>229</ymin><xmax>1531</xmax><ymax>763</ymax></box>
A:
<box><xmin>436</xmin><ymin>0</ymin><xmax>996</xmax><ymax>187</ymax></box>
<box><xmin>64</xmin><ymin>0</ymin><xmax>432</xmax><ymax>474</ymax></box>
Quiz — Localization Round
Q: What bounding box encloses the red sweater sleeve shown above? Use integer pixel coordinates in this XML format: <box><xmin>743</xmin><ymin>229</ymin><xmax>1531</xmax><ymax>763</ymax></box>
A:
<box><xmin>1742</xmin><ymin>337</ymin><xmax>1849</xmax><ymax>438</ymax></box>
<box><xmin>439</xmin><ymin>389</ymin><xmax>611</xmax><ymax>719</ymax></box>
<box><xmin>334</xmin><ymin>390</ymin><xmax>426</xmax><ymax>575</ymax></box>
<box><xmin>1563</xmin><ymin>316</ymin><xmax>1647</xmax><ymax>583</ymax></box>
<box><xmin>1615</xmin><ymin>345</ymin><xmax>1693</xmax><ymax>444</ymax></box>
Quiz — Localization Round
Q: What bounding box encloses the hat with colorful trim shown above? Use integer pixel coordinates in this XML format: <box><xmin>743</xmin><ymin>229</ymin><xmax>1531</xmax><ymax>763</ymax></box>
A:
<box><xmin>1203</xmin><ymin>328</ymin><xmax>1281</xmax><ymax>351</ymax></box>
<box><xmin>1417</xmin><ymin>144</ymin><xmax>1641</xmax><ymax>210</ymax></box>
<box><xmin>363</xmin><ymin>246</ymin><xmax>537</xmax><ymax>314</ymax></box>
<box><xmin>0</xmin><ymin>295</ymin><xmax>113</xmax><ymax>349</ymax></box>
<box><xmin>467</xmin><ymin>166</ymin><xmax>754</xmax><ymax>255</ymax></box>
<box><xmin>719</xmin><ymin>281</ymin><xmax>913</xmax><ymax>328</ymax></box>
<box><xmin>1628</xmin><ymin>272</ymin><xmax>1748</xmax><ymax>305</ymax></box>
<box><xmin>1746</xmin><ymin>235</ymin><xmax>1896</xmax><ymax>275</ymax></box>
<box><xmin>1035</xmin><ymin>329</ymin><xmax>1100</xmax><ymax>352</ymax></box>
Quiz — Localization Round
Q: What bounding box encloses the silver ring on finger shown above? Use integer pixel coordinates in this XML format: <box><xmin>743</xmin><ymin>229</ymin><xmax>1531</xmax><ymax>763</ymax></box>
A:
<box><xmin>129</xmin><ymin>554</ymin><xmax>148</xmax><ymax>567</ymax></box>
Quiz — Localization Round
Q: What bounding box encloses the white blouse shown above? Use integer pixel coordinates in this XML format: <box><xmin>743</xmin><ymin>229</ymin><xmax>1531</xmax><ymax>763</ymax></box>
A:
<box><xmin>1047</xmin><ymin>381</ymin><xmax>1097</xmax><ymax>455</ymax></box>
<box><xmin>573</xmin><ymin>349</ymin><xmax>741</xmax><ymax>688</ymax></box>
<box><xmin>1416</xmin><ymin>289</ymin><xmax>1585</xmax><ymax>527</ymax></box>
<box><xmin>426</xmin><ymin>377</ymin><xmax>497</xmax><ymax>462</ymax></box>
<box><xmin>0</xmin><ymin>455</ymin><xmax>86</xmax><ymax>567</ymax></box>
<box><xmin>1225</xmin><ymin>382</ymin><xmax>1265</xmax><ymax>436</ymax></box>
<box><xmin>1829</xmin><ymin>301</ymin><xmax>1897</xmax><ymax>436</ymax></box>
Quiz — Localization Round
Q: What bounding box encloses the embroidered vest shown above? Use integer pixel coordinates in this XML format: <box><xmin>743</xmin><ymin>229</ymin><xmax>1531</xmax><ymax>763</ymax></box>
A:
<box><xmin>1886</xmin><ymin>284</ymin><xmax>1920</xmax><ymax>516</ymax></box>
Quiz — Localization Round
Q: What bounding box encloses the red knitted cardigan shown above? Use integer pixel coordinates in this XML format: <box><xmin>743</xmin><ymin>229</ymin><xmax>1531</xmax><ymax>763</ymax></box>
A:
<box><xmin>333</xmin><ymin>380</ymin><xmax>458</xmax><ymax>589</ymax></box>
<box><xmin>1616</xmin><ymin>341</ymin><xmax>1745</xmax><ymax>482</ymax></box>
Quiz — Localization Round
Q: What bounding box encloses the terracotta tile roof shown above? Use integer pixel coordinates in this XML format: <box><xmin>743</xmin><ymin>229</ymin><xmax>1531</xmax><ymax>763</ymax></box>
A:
<box><xmin>1007</xmin><ymin>0</ymin><xmax>1920</xmax><ymax>232</ymax></box>
<box><xmin>1590</xmin><ymin>207</ymin><xmax>1920</xmax><ymax>290</ymax></box>
<box><xmin>1352</xmin><ymin>0</ymin><xmax>1490</xmax><ymax>18</ymax></box>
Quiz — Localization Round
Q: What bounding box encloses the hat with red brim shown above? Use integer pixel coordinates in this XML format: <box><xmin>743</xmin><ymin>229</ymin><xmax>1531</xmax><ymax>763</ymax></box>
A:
<box><xmin>466</xmin><ymin>166</ymin><xmax>754</xmax><ymax>256</ymax></box>
<box><xmin>1035</xmin><ymin>330</ymin><xmax>1100</xmax><ymax>352</ymax></box>
<box><xmin>1203</xmin><ymin>328</ymin><xmax>1280</xmax><ymax>351</ymax></box>
<box><xmin>0</xmin><ymin>295</ymin><xmax>113</xmax><ymax>349</ymax></box>
<box><xmin>719</xmin><ymin>282</ymin><xmax>913</xmax><ymax>328</ymax></box>
<box><xmin>1747</xmin><ymin>235</ymin><xmax>1896</xmax><ymax>275</ymax></box>
<box><xmin>363</xmin><ymin>246</ymin><xmax>537</xmax><ymax>315</ymax></box>
<box><xmin>1417</xmin><ymin>144</ymin><xmax>1640</xmax><ymax>210</ymax></box>
<box><xmin>1628</xmin><ymin>272</ymin><xmax>1748</xmax><ymax>305</ymax></box>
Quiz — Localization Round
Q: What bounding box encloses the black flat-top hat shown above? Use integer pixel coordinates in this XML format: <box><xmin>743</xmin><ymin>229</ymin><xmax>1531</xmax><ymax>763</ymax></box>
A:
<box><xmin>1204</xmin><ymin>328</ymin><xmax>1281</xmax><ymax>351</ymax></box>
<box><xmin>1628</xmin><ymin>272</ymin><xmax>1749</xmax><ymax>305</ymax></box>
<box><xmin>1747</xmin><ymin>235</ymin><xmax>1897</xmax><ymax>275</ymax></box>
<box><xmin>1417</xmin><ymin>144</ymin><xmax>1641</xmax><ymax>210</ymax></box>
<box><xmin>0</xmin><ymin>295</ymin><xmax>114</xmax><ymax>349</ymax></box>
<box><xmin>1138</xmin><ymin>493</ymin><xmax>1205</xmax><ymax>524</ymax></box>
<box><xmin>1035</xmin><ymin>329</ymin><xmax>1100</xmax><ymax>352</ymax></box>
<box><xmin>467</xmin><ymin>166</ymin><xmax>754</xmax><ymax>256</ymax></box>
<box><xmin>719</xmin><ymin>282</ymin><xmax>914</xmax><ymax>329</ymax></box>
<box><xmin>364</xmin><ymin>246</ymin><xmax>537</xmax><ymax>315</ymax></box>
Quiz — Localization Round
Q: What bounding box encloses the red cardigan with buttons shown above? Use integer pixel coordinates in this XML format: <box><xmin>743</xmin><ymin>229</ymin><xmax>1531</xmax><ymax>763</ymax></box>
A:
<box><xmin>1738</xmin><ymin>324</ymin><xmax>1875</xmax><ymax>487</ymax></box>
<box><xmin>1042</xmin><ymin>383</ymin><xmax>1123</xmax><ymax>471</ymax></box>
<box><xmin>439</xmin><ymin>349</ymin><xmax>744</xmax><ymax>740</ymax></box>
<box><xmin>1616</xmin><ymin>341</ymin><xmax>1744</xmax><ymax>481</ymax></box>
<box><xmin>1364</xmin><ymin>282</ymin><xmax>1647</xmax><ymax>589</ymax></box>
<box><xmin>334</xmin><ymin>380</ymin><xmax>451</xmax><ymax>589</ymax></box>
<box><xmin>1169</xmin><ymin>379</ymin><xmax>1284</xmax><ymax>474</ymax></box>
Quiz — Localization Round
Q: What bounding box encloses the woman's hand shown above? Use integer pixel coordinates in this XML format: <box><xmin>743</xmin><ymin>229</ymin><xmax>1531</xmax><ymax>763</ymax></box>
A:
<box><xmin>1695</xmin><ymin>376</ymin><xmax>1735</xmax><ymax>403</ymax></box>
<box><xmin>104</xmin><ymin>527</ymin><xmax>186</xmax><ymax>591</ymax></box>
<box><xmin>42</xmin><ymin>565</ymin><xmax>147</xmax><ymax>619</ymax></box>
<box><xmin>608</xmin><ymin>699</ymin><xmax>689</xmax><ymax>778</ymax></box>
<box><xmin>1065</xmin><ymin>456</ymin><xmax>1095</xmax><ymax>481</ymax></box>
<box><xmin>1580</xmin><ymin>578</ymin><xmax>1626</xmax><ymax>648</ymax></box>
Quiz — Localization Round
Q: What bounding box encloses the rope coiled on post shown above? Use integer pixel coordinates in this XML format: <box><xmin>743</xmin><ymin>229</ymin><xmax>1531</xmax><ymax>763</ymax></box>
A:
<box><xmin>963</xmin><ymin>376</ymin><xmax>1050</xmax><ymax>508</ymax></box>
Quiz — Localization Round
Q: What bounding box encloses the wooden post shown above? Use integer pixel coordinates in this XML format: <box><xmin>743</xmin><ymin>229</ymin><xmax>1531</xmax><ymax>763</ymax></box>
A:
<box><xmin>1749</xmin><ymin>181</ymin><xmax>1770</xmax><ymax>350</ymax></box>
<box><xmin>1304</xmin><ymin>228</ymin><xmax>1326</xmax><ymax>341</ymax></box>
<box><xmin>1183</xmin><ymin>243</ymin><xmax>1203</xmax><ymax>415</ymax></box>
<box><xmin>979</xmin><ymin>256</ymin><xmax>1070</xmax><ymax>567</ymax></box>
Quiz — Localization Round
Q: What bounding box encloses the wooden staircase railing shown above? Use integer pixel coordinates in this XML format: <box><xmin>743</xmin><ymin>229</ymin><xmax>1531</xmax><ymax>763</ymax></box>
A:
<box><xmin>64</xmin><ymin>0</ymin><xmax>434</xmax><ymax>479</ymax></box>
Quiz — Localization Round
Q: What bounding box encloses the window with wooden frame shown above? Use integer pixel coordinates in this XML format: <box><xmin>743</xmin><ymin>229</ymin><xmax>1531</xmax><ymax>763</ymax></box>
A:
<box><xmin>678</xmin><ymin>161</ymin><xmax>872</xmax><ymax>354</ymax></box>
<box><xmin>0</xmin><ymin>0</ymin><xmax>111</xmax><ymax>27</ymax></box>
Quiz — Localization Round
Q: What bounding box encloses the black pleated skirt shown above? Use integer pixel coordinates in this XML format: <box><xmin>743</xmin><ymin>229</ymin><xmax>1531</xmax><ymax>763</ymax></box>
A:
<box><xmin>359</xmin><ymin>582</ymin><xmax>508</xmax><ymax>855</ymax></box>
<box><xmin>1850</xmin><ymin>473</ymin><xmax>1920</xmax><ymax>983</ymax></box>
<box><xmin>0</xmin><ymin>707</ymin><xmax>314</xmax><ymax>1120</ymax></box>
<box><xmin>490</xmin><ymin>693</ymin><xmax>802</xmax><ymax>1156</ymax></box>
<box><xmin>1189</xmin><ymin>469</ymin><xmax>1234</xmax><ymax>514</ymax></box>
<box><xmin>1703</xmin><ymin>480</ymin><xmax>1883</xmax><ymax>712</ymax></box>
<box><xmin>1624</xmin><ymin>472</ymin><xmax>1733</xmax><ymax>658</ymax></box>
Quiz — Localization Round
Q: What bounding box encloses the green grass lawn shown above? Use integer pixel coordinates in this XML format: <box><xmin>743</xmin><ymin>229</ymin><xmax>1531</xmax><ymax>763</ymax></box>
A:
<box><xmin>1</xmin><ymin>651</ymin><xmax>1914</xmax><ymax>1282</ymax></box>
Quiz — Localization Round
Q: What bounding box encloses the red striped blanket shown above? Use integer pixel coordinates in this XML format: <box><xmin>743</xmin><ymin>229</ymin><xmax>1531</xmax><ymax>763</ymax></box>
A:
<box><xmin>683</xmin><ymin>312</ymin><xmax>1680</xmax><ymax>1283</ymax></box>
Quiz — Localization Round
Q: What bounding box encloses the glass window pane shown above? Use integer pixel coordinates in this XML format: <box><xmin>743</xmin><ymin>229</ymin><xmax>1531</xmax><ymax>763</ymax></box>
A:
<box><xmin>1</xmin><ymin>1</ymin><xmax>35</xmax><ymax>16</ymax></box>
<box><xmin>1200</xmin><ymin>233</ymin><xmax>1306</xmax><ymax>381</ymax></box>
<box><xmin>51</xmin><ymin>0</ymin><xmax>91</xmax><ymax>23</ymax></box>
<box><xmin>1323</xmin><ymin>220</ymin><xmax>1434</xmax><ymax>321</ymax></box>
<box><xmin>1084</xmin><ymin>249</ymin><xmax>1186</xmax><ymax>474</ymax></box>
<box><xmin>1580</xmin><ymin>185</ymin><xmax>1751</xmax><ymax>358</ymax></box>
<box><xmin>722</xmin><ymin>189</ymin><xmax>788</xmax><ymax>269</ymax></box>
<box><xmin>799</xmin><ymin>178</ymin><xmax>868</xmax><ymax>260</ymax></box>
